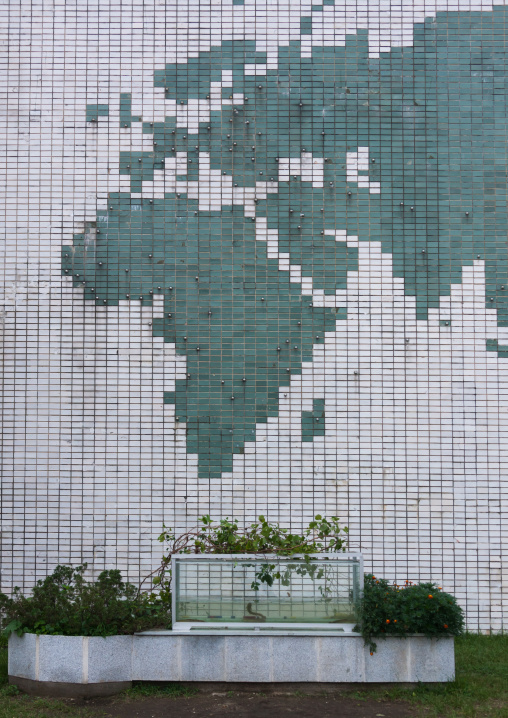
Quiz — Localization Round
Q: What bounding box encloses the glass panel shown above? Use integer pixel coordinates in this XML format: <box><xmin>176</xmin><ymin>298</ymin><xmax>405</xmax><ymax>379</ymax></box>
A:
<box><xmin>174</xmin><ymin>556</ymin><xmax>360</xmax><ymax>627</ymax></box>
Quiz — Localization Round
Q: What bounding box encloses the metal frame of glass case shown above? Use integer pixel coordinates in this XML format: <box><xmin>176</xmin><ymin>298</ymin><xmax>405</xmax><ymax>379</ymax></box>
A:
<box><xmin>172</xmin><ymin>553</ymin><xmax>363</xmax><ymax>634</ymax></box>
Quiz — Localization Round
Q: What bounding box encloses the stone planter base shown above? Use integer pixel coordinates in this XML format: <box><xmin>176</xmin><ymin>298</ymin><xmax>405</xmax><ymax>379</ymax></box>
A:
<box><xmin>9</xmin><ymin>632</ymin><xmax>455</xmax><ymax>698</ymax></box>
<box><xmin>9</xmin><ymin>633</ymin><xmax>133</xmax><ymax>698</ymax></box>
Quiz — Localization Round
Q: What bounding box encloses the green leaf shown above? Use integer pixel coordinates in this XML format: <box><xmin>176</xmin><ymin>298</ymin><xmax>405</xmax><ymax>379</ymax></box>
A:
<box><xmin>2</xmin><ymin>620</ymin><xmax>24</xmax><ymax>638</ymax></box>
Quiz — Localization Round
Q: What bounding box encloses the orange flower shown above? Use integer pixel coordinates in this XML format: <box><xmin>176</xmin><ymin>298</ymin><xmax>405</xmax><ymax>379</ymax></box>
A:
<box><xmin>372</xmin><ymin>576</ymin><xmax>376</xmax><ymax>580</ymax></box>
<box><xmin>438</xmin><ymin>587</ymin><xmax>442</xmax><ymax>590</ymax></box>
<box><xmin>386</xmin><ymin>619</ymin><xmax>391</xmax><ymax>624</ymax></box>
<box><xmin>394</xmin><ymin>619</ymin><xmax>397</xmax><ymax>623</ymax></box>
<box><xmin>370</xmin><ymin>651</ymin><xmax>374</xmax><ymax>656</ymax></box>
<box><xmin>428</xmin><ymin>594</ymin><xmax>433</xmax><ymax>599</ymax></box>
<box><xmin>443</xmin><ymin>624</ymin><xmax>448</xmax><ymax>629</ymax></box>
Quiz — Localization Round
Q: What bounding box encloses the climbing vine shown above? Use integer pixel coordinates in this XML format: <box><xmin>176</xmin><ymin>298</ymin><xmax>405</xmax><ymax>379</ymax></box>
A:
<box><xmin>141</xmin><ymin>514</ymin><xmax>349</xmax><ymax>602</ymax></box>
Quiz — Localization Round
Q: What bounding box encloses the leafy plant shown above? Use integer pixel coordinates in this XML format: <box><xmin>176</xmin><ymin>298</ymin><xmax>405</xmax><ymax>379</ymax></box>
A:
<box><xmin>0</xmin><ymin>564</ymin><xmax>170</xmax><ymax>637</ymax></box>
<box><xmin>142</xmin><ymin>514</ymin><xmax>349</xmax><ymax>602</ymax></box>
<box><xmin>357</xmin><ymin>574</ymin><xmax>464</xmax><ymax>653</ymax></box>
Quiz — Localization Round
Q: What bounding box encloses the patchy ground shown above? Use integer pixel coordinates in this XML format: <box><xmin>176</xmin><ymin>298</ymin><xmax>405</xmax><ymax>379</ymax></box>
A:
<box><xmin>85</xmin><ymin>691</ymin><xmax>418</xmax><ymax>718</ymax></box>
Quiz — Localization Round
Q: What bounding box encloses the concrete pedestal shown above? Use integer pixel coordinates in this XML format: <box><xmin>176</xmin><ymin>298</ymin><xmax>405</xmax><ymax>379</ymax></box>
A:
<box><xmin>8</xmin><ymin>631</ymin><xmax>455</xmax><ymax>697</ymax></box>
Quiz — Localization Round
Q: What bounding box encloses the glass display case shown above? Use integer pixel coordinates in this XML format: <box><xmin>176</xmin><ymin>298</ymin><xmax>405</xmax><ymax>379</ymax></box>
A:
<box><xmin>172</xmin><ymin>553</ymin><xmax>363</xmax><ymax>633</ymax></box>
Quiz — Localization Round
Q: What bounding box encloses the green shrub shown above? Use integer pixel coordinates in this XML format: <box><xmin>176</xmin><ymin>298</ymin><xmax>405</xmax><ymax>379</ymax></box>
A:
<box><xmin>146</xmin><ymin>514</ymin><xmax>349</xmax><ymax>601</ymax></box>
<box><xmin>0</xmin><ymin>564</ymin><xmax>170</xmax><ymax>637</ymax></box>
<box><xmin>358</xmin><ymin>574</ymin><xmax>464</xmax><ymax>653</ymax></box>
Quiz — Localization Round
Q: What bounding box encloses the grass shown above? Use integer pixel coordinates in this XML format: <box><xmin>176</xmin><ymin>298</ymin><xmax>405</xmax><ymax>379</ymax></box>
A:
<box><xmin>121</xmin><ymin>681</ymin><xmax>197</xmax><ymax>699</ymax></box>
<box><xmin>0</xmin><ymin>633</ymin><xmax>505</xmax><ymax>716</ymax></box>
<box><xmin>362</xmin><ymin>633</ymin><xmax>508</xmax><ymax>717</ymax></box>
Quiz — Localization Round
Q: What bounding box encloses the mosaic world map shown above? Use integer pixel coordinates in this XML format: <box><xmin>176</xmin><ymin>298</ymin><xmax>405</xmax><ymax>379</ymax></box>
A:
<box><xmin>63</xmin><ymin>7</ymin><xmax>508</xmax><ymax>477</ymax></box>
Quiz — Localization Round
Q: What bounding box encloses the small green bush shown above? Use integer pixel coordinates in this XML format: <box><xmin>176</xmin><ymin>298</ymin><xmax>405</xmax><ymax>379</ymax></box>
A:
<box><xmin>0</xmin><ymin>564</ymin><xmax>170</xmax><ymax>637</ymax></box>
<box><xmin>358</xmin><ymin>574</ymin><xmax>464</xmax><ymax>652</ymax></box>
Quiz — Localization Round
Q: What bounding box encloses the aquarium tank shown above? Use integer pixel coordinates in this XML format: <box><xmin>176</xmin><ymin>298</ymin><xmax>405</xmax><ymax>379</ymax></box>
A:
<box><xmin>172</xmin><ymin>554</ymin><xmax>363</xmax><ymax>632</ymax></box>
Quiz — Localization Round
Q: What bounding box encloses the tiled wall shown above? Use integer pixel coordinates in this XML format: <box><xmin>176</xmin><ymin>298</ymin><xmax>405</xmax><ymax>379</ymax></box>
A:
<box><xmin>1</xmin><ymin>0</ymin><xmax>507</xmax><ymax>632</ymax></box>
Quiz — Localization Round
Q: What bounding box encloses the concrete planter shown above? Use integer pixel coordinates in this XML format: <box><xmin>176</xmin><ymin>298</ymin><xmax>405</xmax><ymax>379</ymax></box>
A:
<box><xmin>9</xmin><ymin>632</ymin><xmax>455</xmax><ymax>698</ymax></box>
<box><xmin>8</xmin><ymin>633</ymin><xmax>133</xmax><ymax>697</ymax></box>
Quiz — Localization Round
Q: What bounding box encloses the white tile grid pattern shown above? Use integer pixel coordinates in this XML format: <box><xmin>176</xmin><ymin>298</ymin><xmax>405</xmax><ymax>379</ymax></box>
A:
<box><xmin>0</xmin><ymin>0</ymin><xmax>507</xmax><ymax>632</ymax></box>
